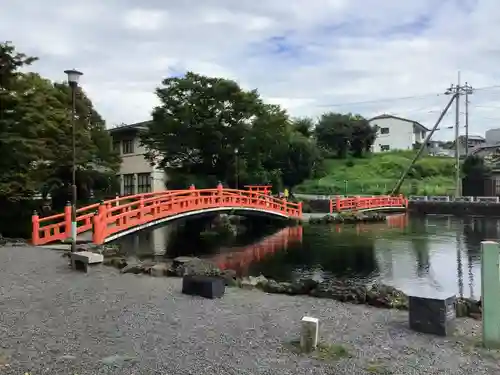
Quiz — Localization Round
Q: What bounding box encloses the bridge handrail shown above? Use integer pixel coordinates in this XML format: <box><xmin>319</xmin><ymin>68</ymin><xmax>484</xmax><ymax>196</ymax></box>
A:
<box><xmin>93</xmin><ymin>187</ymin><xmax>301</xmax><ymax>244</ymax></box>
<box><xmin>32</xmin><ymin>185</ymin><xmax>302</xmax><ymax>245</ymax></box>
<box><xmin>329</xmin><ymin>195</ymin><xmax>408</xmax><ymax>213</ymax></box>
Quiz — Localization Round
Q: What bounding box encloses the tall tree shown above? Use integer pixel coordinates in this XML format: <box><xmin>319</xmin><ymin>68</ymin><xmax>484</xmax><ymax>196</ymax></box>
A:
<box><xmin>141</xmin><ymin>72</ymin><xmax>263</xmax><ymax>186</ymax></box>
<box><xmin>0</xmin><ymin>41</ymin><xmax>120</xmax><ymax>202</ymax></box>
<box><xmin>292</xmin><ymin>117</ymin><xmax>315</xmax><ymax>138</ymax></box>
<box><xmin>314</xmin><ymin>112</ymin><xmax>352</xmax><ymax>158</ymax></box>
<box><xmin>314</xmin><ymin>112</ymin><xmax>376</xmax><ymax>158</ymax></box>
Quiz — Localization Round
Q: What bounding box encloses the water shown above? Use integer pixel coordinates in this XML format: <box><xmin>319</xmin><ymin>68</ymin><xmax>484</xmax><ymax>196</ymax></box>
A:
<box><xmin>114</xmin><ymin>214</ymin><xmax>500</xmax><ymax>299</ymax></box>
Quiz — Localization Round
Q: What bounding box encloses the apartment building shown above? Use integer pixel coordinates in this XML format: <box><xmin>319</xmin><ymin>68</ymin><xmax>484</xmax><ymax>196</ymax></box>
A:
<box><xmin>368</xmin><ymin>114</ymin><xmax>429</xmax><ymax>152</ymax></box>
<box><xmin>109</xmin><ymin>121</ymin><xmax>167</xmax><ymax>195</ymax></box>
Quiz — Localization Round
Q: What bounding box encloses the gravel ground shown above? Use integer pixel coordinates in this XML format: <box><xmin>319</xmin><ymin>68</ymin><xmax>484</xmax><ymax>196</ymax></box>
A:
<box><xmin>1</xmin><ymin>246</ymin><xmax>499</xmax><ymax>375</ymax></box>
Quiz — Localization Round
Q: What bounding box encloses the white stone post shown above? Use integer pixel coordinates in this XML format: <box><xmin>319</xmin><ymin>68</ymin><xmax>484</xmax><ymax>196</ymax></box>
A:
<box><xmin>300</xmin><ymin>316</ymin><xmax>319</xmax><ymax>353</ymax></box>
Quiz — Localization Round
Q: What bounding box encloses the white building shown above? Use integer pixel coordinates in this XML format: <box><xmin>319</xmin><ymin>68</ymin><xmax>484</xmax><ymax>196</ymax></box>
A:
<box><xmin>368</xmin><ymin>114</ymin><xmax>430</xmax><ymax>152</ymax></box>
<box><xmin>109</xmin><ymin>121</ymin><xmax>168</xmax><ymax>195</ymax></box>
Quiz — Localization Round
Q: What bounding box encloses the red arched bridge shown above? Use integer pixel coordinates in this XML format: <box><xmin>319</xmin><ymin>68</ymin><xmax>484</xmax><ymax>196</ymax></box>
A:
<box><xmin>31</xmin><ymin>184</ymin><xmax>408</xmax><ymax>246</ymax></box>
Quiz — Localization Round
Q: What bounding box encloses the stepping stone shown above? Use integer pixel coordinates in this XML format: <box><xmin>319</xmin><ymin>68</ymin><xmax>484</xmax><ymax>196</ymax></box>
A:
<box><xmin>70</xmin><ymin>251</ymin><xmax>104</xmax><ymax>273</ymax></box>
<box><xmin>182</xmin><ymin>275</ymin><xmax>225</xmax><ymax>299</ymax></box>
<box><xmin>409</xmin><ymin>294</ymin><xmax>456</xmax><ymax>336</ymax></box>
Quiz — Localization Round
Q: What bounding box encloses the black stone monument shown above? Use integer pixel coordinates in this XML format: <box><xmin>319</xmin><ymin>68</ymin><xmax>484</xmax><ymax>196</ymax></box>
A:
<box><xmin>409</xmin><ymin>295</ymin><xmax>456</xmax><ymax>336</ymax></box>
<box><xmin>182</xmin><ymin>275</ymin><xmax>225</xmax><ymax>299</ymax></box>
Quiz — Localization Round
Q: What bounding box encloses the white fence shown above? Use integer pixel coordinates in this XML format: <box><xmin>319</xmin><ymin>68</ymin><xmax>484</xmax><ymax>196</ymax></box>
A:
<box><xmin>409</xmin><ymin>196</ymin><xmax>500</xmax><ymax>203</ymax></box>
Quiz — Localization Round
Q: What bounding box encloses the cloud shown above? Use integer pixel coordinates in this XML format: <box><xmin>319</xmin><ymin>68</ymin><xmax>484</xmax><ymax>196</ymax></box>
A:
<box><xmin>2</xmin><ymin>0</ymin><xmax>500</xmax><ymax>140</ymax></box>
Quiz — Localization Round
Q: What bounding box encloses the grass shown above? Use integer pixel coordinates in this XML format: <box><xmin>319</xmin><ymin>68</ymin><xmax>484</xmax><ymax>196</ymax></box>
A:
<box><xmin>284</xmin><ymin>339</ymin><xmax>351</xmax><ymax>362</ymax></box>
<box><xmin>295</xmin><ymin>150</ymin><xmax>455</xmax><ymax>196</ymax></box>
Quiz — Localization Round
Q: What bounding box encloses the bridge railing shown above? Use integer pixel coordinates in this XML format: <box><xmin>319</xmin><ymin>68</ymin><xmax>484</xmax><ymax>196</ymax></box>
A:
<box><xmin>32</xmin><ymin>190</ymin><xmax>200</xmax><ymax>245</ymax></box>
<box><xmin>92</xmin><ymin>186</ymin><xmax>302</xmax><ymax>244</ymax></box>
<box><xmin>329</xmin><ymin>195</ymin><xmax>408</xmax><ymax>213</ymax></box>
<box><xmin>408</xmin><ymin>196</ymin><xmax>500</xmax><ymax>203</ymax></box>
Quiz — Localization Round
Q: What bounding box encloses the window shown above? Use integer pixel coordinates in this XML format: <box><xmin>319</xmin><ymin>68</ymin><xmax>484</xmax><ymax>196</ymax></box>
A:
<box><xmin>137</xmin><ymin>173</ymin><xmax>151</xmax><ymax>193</ymax></box>
<box><xmin>380</xmin><ymin>145</ymin><xmax>390</xmax><ymax>151</ymax></box>
<box><xmin>112</xmin><ymin>141</ymin><xmax>121</xmax><ymax>153</ymax></box>
<box><xmin>380</xmin><ymin>127</ymin><xmax>390</xmax><ymax>134</ymax></box>
<box><xmin>123</xmin><ymin>139</ymin><xmax>134</xmax><ymax>154</ymax></box>
<box><xmin>123</xmin><ymin>174</ymin><xmax>135</xmax><ymax>195</ymax></box>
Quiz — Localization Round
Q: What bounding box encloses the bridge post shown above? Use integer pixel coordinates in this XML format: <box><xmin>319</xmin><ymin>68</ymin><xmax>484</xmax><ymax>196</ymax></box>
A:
<box><xmin>335</xmin><ymin>196</ymin><xmax>341</xmax><ymax>212</ymax></box>
<box><xmin>481</xmin><ymin>241</ymin><xmax>500</xmax><ymax>348</ymax></box>
<box><xmin>354</xmin><ymin>196</ymin><xmax>360</xmax><ymax>210</ymax></box>
<box><xmin>31</xmin><ymin>210</ymin><xmax>40</xmax><ymax>245</ymax></box>
<box><xmin>92</xmin><ymin>202</ymin><xmax>107</xmax><ymax>245</ymax></box>
<box><xmin>138</xmin><ymin>196</ymin><xmax>145</xmax><ymax>222</ymax></box>
<box><xmin>64</xmin><ymin>202</ymin><xmax>72</xmax><ymax>240</ymax></box>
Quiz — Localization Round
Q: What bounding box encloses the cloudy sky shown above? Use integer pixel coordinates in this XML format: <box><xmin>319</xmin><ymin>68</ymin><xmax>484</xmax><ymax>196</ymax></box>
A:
<box><xmin>3</xmin><ymin>0</ymin><xmax>500</xmax><ymax>140</ymax></box>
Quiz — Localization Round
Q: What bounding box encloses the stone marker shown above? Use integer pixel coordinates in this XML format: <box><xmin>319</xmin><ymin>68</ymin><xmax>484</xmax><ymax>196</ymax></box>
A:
<box><xmin>409</xmin><ymin>295</ymin><xmax>456</xmax><ymax>336</ymax></box>
<box><xmin>481</xmin><ymin>241</ymin><xmax>500</xmax><ymax>348</ymax></box>
<box><xmin>182</xmin><ymin>275</ymin><xmax>225</xmax><ymax>299</ymax></box>
<box><xmin>70</xmin><ymin>251</ymin><xmax>104</xmax><ymax>273</ymax></box>
<box><xmin>300</xmin><ymin>316</ymin><xmax>319</xmax><ymax>353</ymax></box>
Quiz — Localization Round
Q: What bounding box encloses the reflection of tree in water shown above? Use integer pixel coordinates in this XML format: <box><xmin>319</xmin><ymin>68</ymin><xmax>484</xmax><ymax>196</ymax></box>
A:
<box><xmin>247</xmin><ymin>227</ymin><xmax>378</xmax><ymax>282</ymax></box>
<box><xmin>462</xmin><ymin>217</ymin><xmax>500</xmax><ymax>260</ymax></box>
<box><xmin>405</xmin><ymin>218</ymin><xmax>431</xmax><ymax>278</ymax></box>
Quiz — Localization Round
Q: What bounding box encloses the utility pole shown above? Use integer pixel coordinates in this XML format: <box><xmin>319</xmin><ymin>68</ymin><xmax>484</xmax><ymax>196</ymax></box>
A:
<box><xmin>445</xmin><ymin>73</ymin><xmax>473</xmax><ymax>197</ymax></box>
<box><xmin>391</xmin><ymin>92</ymin><xmax>457</xmax><ymax>195</ymax></box>
<box><xmin>464</xmin><ymin>82</ymin><xmax>473</xmax><ymax>156</ymax></box>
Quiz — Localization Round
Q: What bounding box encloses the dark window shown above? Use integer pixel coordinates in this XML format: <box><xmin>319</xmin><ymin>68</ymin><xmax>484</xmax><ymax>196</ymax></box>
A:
<box><xmin>112</xmin><ymin>141</ymin><xmax>121</xmax><ymax>153</ymax></box>
<box><xmin>380</xmin><ymin>127</ymin><xmax>390</xmax><ymax>134</ymax></box>
<box><xmin>123</xmin><ymin>139</ymin><xmax>134</xmax><ymax>154</ymax></box>
<box><xmin>380</xmin><ymin>145</ymin><xmax>390</xmax><ymax>151</ymax></box>
<box><xmin>137</xmin><ymin>173</ymin><xmax>151</xmax><ymax>193</ymax></box>
<box><xmin>123</xmin><ymin>174</ymin><xmax>135</xmax><ymax>195</ymax></box>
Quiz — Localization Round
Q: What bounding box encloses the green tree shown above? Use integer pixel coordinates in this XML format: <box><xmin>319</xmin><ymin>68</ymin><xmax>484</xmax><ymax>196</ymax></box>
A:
<box><xmin>0</xmin><ymin>59</ymin><xmax>61</xmax><ymax>200</ymax></box>
<box><xmin>292</xmin><ymin>117</ymin><xmax>314</xmax><ymax>138</ymax></box>
<box><xmin>141</xmin><ymin>72</ymin><xmax>262</xmax><ymax>187</ymax></box>
<box><xmin>0</xmin><ymin>42</ymin><xmax>120</xmax><ymax>202</ymax></box>
<box><xmin>142</xmin><ymin>72</ymin><xmax>325</xmax><ymax>191</ymax></box>
<box><xmin>462</xmin><ymin>155</ymin><xmax>491</xmax><ymax>179</ymax></box>
<box><xmin>314</xmin><ymin>112</ymin><xmax>376</xmax><ymax>158</ymax></box>
<box><xmin>350</xmin><ymin>116</ymin><xmax>377</xmax><ymax>157</ymax></box>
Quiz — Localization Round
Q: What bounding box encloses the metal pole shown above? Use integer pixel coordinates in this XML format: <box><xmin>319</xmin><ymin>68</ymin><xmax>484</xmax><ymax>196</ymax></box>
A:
<box><xmin>454</xmin><ymin>72</ymin><xmax>461</xmax><ymax>197</ymax></box>
<box><xmin>235</xmin><ymin>150</ymin><xmax>239</xmax><ymax>189</ymax></box>
<box><xmin>391</xmin><ymin>93</ymin><xmax>457</xmax><ymax>195</ymax></box>
<box><xmin>70</xmin><ymin>83</ymin><xmax>77</xmax><ymax>252</ymax></box>
<box><xmin>465</xmin><ymin>84</ymin><xmax>469</xmax><ymax>156</ymax></box>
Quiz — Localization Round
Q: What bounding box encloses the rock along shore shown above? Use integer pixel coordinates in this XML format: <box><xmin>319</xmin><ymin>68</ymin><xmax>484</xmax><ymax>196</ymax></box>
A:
<box><xmin>75</xmin><ymin>244</ymin><xmax>482</xmax><ymax>321</ymax></box>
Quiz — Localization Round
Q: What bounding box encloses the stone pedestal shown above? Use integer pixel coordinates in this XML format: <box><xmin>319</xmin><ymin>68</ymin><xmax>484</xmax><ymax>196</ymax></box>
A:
<box><xmin>182</xmin><ymin>275</ymin><xmax>225</xmax><ymax>299</ymax></box>
<box><xmin>300</xmin><ymin>316</ymin><xmax>319</xmax><ymax>352</ymax></box>
<box><xmin>409</xmin><ymin>295</ymin><xmax>456</xmax><ymax>336</ymax></box>
<box><xmin>70</xmin><ymin>251</ymin><xmax>104</xmax><ymax>273</ymax></box>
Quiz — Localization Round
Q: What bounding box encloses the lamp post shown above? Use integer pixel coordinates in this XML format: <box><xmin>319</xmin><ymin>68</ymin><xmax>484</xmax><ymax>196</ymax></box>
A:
<box><xmin>64</xmin><ymin>69</ymin><xmax>83</xmax><ymax>252</ymax></box>
<box><xmin>234</xmin><ymin>147</ymin><xmax>239</xmax><ymax>189</ymax></box>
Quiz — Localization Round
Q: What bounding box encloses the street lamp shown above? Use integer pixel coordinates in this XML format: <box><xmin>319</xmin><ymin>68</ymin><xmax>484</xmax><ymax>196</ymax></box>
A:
<box><xmin>234</xmin><ymin>147</ymin><xmax>239</xmax><ymax>189</ymax></box>
<box><xmin>64</xmin><ymin>69</ymin><xmax>83</xmax><ymax>252</ymax></box>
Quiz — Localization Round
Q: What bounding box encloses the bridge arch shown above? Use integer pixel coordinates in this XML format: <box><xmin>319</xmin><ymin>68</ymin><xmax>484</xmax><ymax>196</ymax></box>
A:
<box><xmin>32</xmin><ymin>186</ymin><xmax>302</xmax><ymax>245</ymax></box>
<box><xmin>102</xmin><ymin>206</ymin><xmax>295</xmax><ymax>243</ymax></box>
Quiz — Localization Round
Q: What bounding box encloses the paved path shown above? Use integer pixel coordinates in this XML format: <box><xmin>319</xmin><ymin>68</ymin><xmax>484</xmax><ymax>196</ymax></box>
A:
<box><xmin>0</xmin><ymin>246</ymin><xmax>498</xmax><ymax>374</ymax></box>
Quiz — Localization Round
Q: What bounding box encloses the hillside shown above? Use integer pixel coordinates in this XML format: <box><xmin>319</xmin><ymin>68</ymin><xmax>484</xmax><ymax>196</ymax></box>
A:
<box><xmin>295</xmin><ymin>151</ymin><xmax>455</xmax><ymax>196</ymax></box>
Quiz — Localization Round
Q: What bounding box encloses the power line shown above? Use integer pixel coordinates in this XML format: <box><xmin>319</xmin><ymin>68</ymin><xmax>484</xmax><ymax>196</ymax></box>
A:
<box><xmin>315</xmin><ymin>84</ymin><xmax>500</xmax><ymax>108</ymax></box>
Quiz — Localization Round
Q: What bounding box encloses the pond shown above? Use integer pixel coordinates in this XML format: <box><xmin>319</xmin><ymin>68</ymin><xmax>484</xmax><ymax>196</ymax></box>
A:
<box><xmin>114</xmin><ymin>214</ymin><xmax>497</xmax><ymax>299</ymax></box>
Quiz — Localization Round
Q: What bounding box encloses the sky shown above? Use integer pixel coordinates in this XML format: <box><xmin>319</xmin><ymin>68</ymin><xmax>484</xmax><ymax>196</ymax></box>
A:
<box><xmin>3</xmin><ymin>0</ymin><xmax>500</xmax><ymax>141</ymax></box>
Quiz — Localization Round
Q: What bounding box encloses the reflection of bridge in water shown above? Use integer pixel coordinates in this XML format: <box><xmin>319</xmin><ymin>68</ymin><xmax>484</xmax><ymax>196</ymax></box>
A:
<box><xmin>214</xmin><ymin>226</ymin><xmax>304</xmax><ymax>275</ymax></box>
<box><xmin>214</xmin><ymin>214</ymin><xmax>409</xmax><ymax>275</ymax></box>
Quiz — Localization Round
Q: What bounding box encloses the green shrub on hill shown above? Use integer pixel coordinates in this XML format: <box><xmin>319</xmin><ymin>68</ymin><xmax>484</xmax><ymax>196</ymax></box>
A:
<box><xmin>294</xmin><ymin>151</ymin><xmax>455</xmax><ymax>196</ymax></box>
